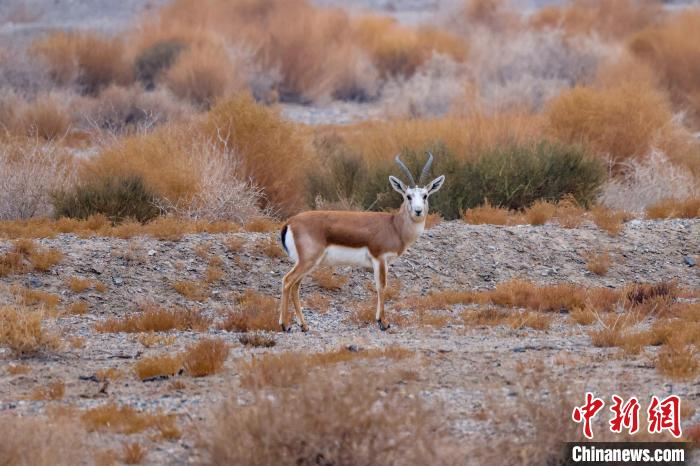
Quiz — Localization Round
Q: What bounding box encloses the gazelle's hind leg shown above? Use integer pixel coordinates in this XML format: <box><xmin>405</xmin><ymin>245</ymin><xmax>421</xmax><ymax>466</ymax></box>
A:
<box><xmin>291</xmin><ymin>280</ymin><xmax>308</xmax><ymax>332</ymax></box>
<box><xmin>372</xmin><ymin>258</ymin><xmax>390</xmax><ymax>331</ymax></box>
<box><xmin>279</xmin><ymin>260</ymin><xmax>317</xmax><ymax>332</ymax></box>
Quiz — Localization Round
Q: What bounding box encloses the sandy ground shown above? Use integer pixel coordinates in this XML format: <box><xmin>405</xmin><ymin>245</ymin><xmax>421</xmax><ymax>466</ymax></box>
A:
<box><xmin>0</xmin><ymin>219</ymin><xmax>698</xmax><ymax>463</ymax></box>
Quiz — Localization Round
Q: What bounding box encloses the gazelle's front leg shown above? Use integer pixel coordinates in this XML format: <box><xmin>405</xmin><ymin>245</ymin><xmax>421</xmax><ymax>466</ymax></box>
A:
<box><xmin>372</xmin><ymin>258</ymin><xmax>390</xmax><ymax>331</ymax></box>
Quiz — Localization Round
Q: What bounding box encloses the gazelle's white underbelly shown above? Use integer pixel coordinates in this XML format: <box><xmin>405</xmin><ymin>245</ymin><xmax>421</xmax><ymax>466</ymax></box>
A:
<box><xmin>322</xmin><ymin>245</ymin><xmax>372</xmax><ymax>268</ymax></box>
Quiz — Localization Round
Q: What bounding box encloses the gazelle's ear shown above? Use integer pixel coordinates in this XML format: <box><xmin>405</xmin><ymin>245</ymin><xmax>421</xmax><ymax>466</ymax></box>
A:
<box><xmin>426</xmin><ymin>175</ymin><xmax>445</xmax><ymax>195</ymax></box>
<box><xmin>388</xmin><ymin>176</ymin><xmax>407</xmax><ymax>195</ymax></box>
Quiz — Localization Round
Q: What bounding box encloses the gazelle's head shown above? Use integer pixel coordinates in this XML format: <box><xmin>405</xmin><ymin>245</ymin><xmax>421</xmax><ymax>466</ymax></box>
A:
<box><xmin>389</xmin><ymin>152</ymin><xmax>445</xmax><ymax>222</ymax></box>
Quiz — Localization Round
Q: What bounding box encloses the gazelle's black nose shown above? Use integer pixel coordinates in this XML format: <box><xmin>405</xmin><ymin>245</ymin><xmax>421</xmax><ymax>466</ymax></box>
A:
<box><xmin>415</xmin><ymin>209</ymin><xmax>423</xmax><ymax>216</ymax></box>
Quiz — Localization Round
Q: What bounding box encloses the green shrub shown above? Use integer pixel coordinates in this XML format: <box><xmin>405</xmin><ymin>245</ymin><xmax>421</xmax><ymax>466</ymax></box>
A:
<box><xmin>135</xmin><ymin>41</ymin><xmax>186</xmax><ymax>90</ymax></box>
<box><xmin>52</xmin><ymin>176</ymin><xmax>161</xmax><ymax>223</ymax></box>
<box><xmin>309</xmin><ymin>140</ymin><xmax>605</xmax><ymax>219</ymax></box>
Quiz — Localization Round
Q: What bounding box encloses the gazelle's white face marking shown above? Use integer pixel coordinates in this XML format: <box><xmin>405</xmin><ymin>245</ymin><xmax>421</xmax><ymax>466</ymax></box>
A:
<box><xmin>389</xmin><ymin>175</ymin><xmax>445</xmax><ymax>222</ymax></box>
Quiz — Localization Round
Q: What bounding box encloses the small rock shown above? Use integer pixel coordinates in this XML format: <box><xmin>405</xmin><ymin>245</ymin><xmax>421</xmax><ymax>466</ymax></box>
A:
<box><xmin>683</xmin><ymin>256</ymin><xmax>696</xmax><ymax>267</ymax></box>
<box><xmin>112</xmin><ymin>276</ymin><xmax>124</xmax><ymax>286</ymax></box>
<box><xmin>346</xmin><ymin>344</ymin><xmax>360</xmax><ymax>352</ymax></box>
<box><xmin>148</xmin><ymin>249</ymin><xmax>157</xmax><ymax>256</ymax></box>
<box><xmin>26</xmin><ymin>277</ymin><xmax>43</xmax><ymax>288</ymax></box>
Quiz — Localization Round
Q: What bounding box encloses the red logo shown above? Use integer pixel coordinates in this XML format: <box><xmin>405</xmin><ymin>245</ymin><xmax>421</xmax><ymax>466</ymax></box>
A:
<box><xmin>572</xmin><ymin>392</ymin><xmax>605</xmax><ymax>439</ymax></box>
<box><xmin>648</xmin><ymin>395</ymin><xmax>682</xmax><ymax>438</ymax></box>
<box><xmin>609</xmin><ymin>395</ymin><xmax>640</xmax><ymax>434</ymax></box>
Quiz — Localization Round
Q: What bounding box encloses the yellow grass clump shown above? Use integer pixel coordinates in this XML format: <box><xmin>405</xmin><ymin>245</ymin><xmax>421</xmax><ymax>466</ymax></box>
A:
<box><xmin>182</xmin><ymin>338</ymin><xmax>230</xmax><ymax>377</ymax></box>
<box><xmin>0</xmin><ymin>306</ymin><xmax>60</xmax><ymax>357</ymax></box>
<box><xmin>94</xmin><ymin>303</ymin><xmax>210</xmax><ymax>333</ymax></box>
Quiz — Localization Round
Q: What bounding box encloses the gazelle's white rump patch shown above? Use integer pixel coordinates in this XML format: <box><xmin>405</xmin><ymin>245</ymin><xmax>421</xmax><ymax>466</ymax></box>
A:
<box><xmin>283</xmin><ymin>226</ymin><xmax>299</xmax><ymax>262</ymax></box>
<box><xmin>322</xmin><ymin>245</ymin><xmax>372</xmax><ymax>268</ymax></box>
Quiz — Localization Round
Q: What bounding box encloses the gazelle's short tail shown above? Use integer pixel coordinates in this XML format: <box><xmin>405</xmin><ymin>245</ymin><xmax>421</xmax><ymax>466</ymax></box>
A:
<box><xmin>280</xmin><ymin>224</ymin><xmax>299</xmax><ymax>262</ymax></box>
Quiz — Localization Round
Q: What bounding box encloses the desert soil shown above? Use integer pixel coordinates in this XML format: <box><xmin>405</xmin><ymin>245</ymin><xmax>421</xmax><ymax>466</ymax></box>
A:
<box><xmin>0</xmin><ymin>218</ymin><xmax>698</xmax><ymax>463</ymax></box>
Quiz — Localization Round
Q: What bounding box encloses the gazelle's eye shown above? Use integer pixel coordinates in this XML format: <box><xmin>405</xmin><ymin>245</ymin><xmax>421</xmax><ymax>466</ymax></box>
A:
<box><xmin>422</xmin><ymin>195</ymin><xmax>427</xmax><ymax>200</ymax></box>
<box><xmin>406</xmin><ymin>195</ymin><xmax>412</xmax><ymax>200</ymax></box>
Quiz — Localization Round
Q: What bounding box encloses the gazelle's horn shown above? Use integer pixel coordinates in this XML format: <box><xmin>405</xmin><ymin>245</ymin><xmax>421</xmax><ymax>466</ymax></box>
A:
<box><xmin>419</xmin><ymin>151</ymin><xmax>434</xmax><ymax>185</ymax></box>
<box><xmin>394</xmin><ymin>153</ymin><xmax>416</xmax><ymax>187</ymax></box>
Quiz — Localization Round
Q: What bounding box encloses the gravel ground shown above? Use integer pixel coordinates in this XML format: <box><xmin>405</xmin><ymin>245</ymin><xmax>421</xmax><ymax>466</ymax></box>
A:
<box><xmin>0</xmin><ymin>219</ymin><xmax>698</xmax><ymax>463</ymax></box>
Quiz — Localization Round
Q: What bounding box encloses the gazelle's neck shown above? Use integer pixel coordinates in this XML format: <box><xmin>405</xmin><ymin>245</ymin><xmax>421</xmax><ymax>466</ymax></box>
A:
<box><xmin>392</xmin><ymin>203</ymin><xmax>425</xmax><ymax>254</ymax></box>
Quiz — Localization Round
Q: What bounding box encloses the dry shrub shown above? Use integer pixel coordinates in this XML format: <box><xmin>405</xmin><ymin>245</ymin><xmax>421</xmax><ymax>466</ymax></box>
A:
<box><xmin>508</xmin><ymin>310</ymin><xmax>553</xmax><ymax>331</ymax></box>
<box><xmin>67</xmin><ymin>300</ymin><xmax>89</xmax><ymax>315</ymax></box>
<box><xmin>243</xmin><ymin>217</ymin><xmax>281</xmax><ymax>233</ymax></box>
<box><xmin>134</xmin><ymin>354</ymin><xmax>183</xmax><ymax>380</ymax></box>
<box><xmin>15</xmin><ymin>93</ymin><xmax>71</xmax><ymax>140</ymax></box>
<box><xmin>305</xmin><ymin>292</ymin><xmax>330</xmax><ymax>313</ymax></box>
<box><xmin>30</xmin><ymin>380</ymin><xmax>65</xmax><ymax>401</ymax></box>
<box><xmin>136</xmin><ymin>333</ymin><xmax>176</xmax><ymax>348</ymax></box>
<box><xmin>570</xmin><ymin>306</ymin><xmax>597</xmax><ymax>325</ymax></box>
<box><xmin>461</xmin><ymin>307</ymin><xmax>510</xmax><ymax>326</ymax></box>
<box><xmin>530</xmin><ymin>0</ymin><xmax>661</xmax><ymax>40</ymax></box>
<box><xmin>10</xmin><ymin>284</ymin><xmax>60</xmax><ymax>309</ymax></box>
<box><xmin>0</xmin><ymin>415</ymin><xmax>87</xmax><ymax>466</ymax></box>
<box><xmin>0</xmin><ymin>306</ymin><xmax>60</xmax><ymax>356</ymax></box>
<box><xmin>463</xmin><ymin>201</ymin><xmax>511</xmax><ymax>225</ymax></box>
<box><xmin>95</xmin><ymin>368</ymin><xmax>123</xmax><ymax>382</ymax></box>
<box><xmin>81</xmin><ymin>403</ymin><xmax>180</xmax><ymax>439</ymax></box>
<box><xmin>0</xmin><ymin>239</ymin><xmax>62</xmax><ymax>276</ymax></box>
<box><xmin>203</xmin><ymin>94</ymin><xmax>310</xmax><ymax>215</ymax></box>
<box><xmin>0</xmin><ymin>139</ymin><xmax>75</xmax><ymax>220</ymax></box>
<box><xmin>585</xmin><ymin>251</ymin><xmax>612</xmax><ymax>276</ymax></box>
<box><xmin>220</xmin><ymin>290</ymin><xmax>279</xmax><ymax>333</ymax></box>
<box><xmin>589</xmin><ymin>313</ymin><xmax>639</xmax><ymax>348</ymax></box>
<box><xmin>239</xmin><ymin>347</ymin><xmax>412</xmax><ymax>389</ymax></box>
<box><xmin>121</xmin><ymin>442</ymin><xmax>147</xmax><ymax>465</ymax></box>
<box><xmin>600</xmin><ymin>151</ymin><xmax>699</xmax><ymax>213</ymax></box>
<box><xmin>94</xmin><ymin>281</ymin><xmax>108</xmax><ymax>293</ymax></box>
<box><xmin>629</xmin><ymin>11</ymin><xmax>700</xmax><ymax>128</ymax></box>
<box><xmin>656</xmin><ymin>338</ymin><xmax>699</xmax><ymax>380</ymax></box>
<box><xmin>353</xmin><ymin>15</ymin><xmax>467</xmax><ymax>78</ymax></box>
<box><xmin>239</xmin><ymin>333</ymin><xmax>276</xmax><ymax>348</ymax></box>
<box><xmin>524</xmin><ymin>200</ymin><xmax>556</xmax><ymax>225</ymax></box>
<box><xmin>202</xmin><ymin>366</ymin><xmax>453</xmax><ymax>466</ymax></box>
<box><xmin>253</xmin><ymin>235</ymin><xmax>285</xmax><ymax>258</ymax></box>
<box><xmin>31</xmin><ymin>31</ymin><xmax>131</xmax><ymax>93</ymax></box>
<box><xmin>205</xmin><ymin>264</ymin><xmax>224</xmax><ymax>283</ymax></box>
<box><xmin>545</xmin><ymin>81</ymin><xmax>675</xmax><ymax>165</ymax></box>
<box><xmin>164</xmin><ymin>44</ymin><xmax>241</xmax><ymax>107</ymax></box>
<box><xmin>347</xmin><ymin>299</ymin><xmax>377</xmax><ymax>325</ymax></box>
<box><xmin>7</xmin><ymin>363</ymin><xmax>31</xmax><ymax>375</ymax></box>
<box><xmin>646</xmin><ymin>197</ymin><xmax>700</xmax><ymax>219</ymax></box>
<box><xmin>553</xmin><ymin>195</ymin><xmax>585</xmax><ymax>228</ymax></box>
<box><xmin>94</xmin><ymin>303</ymin><xmax>210</xmax><ymax>333</ymax></box>
<box><xmin>311</xmin><ymin>267</ymin><xmax>348</xmax><ymax>291</ymax></box>
<box><xmin>488</xmin><ymin>280</ymin><xmax>586</xmax><ymax>312</ymax></box>
<box><xmin>67</xmin><ymin>276</ymin><xmax>91</xmax><ymax>293</ymax></box>
<box><xmin>172</xmin><ymin>280</ymin><xmax>210</xmax><ymax>301</ymax></box>
<box><xmin>589</xmin><ymin>204</ymin><xmax>628</xmax><ymax>235</ymax></box>
<box><xmin>68</xmin><ymin>336</ymin><xmax>85</xmax><ymax>348</ymax></box>
<box><xmin>182</xmin><ymin>338</ymin><xmax>229</xmax><ymax>377</ymax></box>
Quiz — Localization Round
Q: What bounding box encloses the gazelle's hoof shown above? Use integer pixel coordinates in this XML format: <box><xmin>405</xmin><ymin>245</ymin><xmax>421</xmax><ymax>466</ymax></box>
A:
<box><xmin>300</xmin><ymin>323</ymin><xmax>309</xmax><ymax>333</ymax></box>
<box><xmin>377</xmin><ymin>320</ymin><xmax>391</xmax><ymax>331</ymax></box>
<box><xmin>280</xmin><ymin>323</ymin><xmax>291</xmax><ymax>333</ymax></box>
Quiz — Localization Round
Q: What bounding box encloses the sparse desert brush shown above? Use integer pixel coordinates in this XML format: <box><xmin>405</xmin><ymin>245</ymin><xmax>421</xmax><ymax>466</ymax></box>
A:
<box><xmin>253</xmin><ymin>235</ymin><xmax>284</xmax><ymax>258</ymax></box>
<box><xmin>570</xmin><ymin>306</ymin><xmax>597</xmax><ymax>325</ymax></box>
<box><xmin>461</xmin><ymin>307</ymin><xmax>510</xmax><ymax>327</ymax></box>
<box><xmin>629</xmin><ymin>10</ymin><xmax>700</xmax><ymax>128</ymax></box>
<box><xmin>203</xmin><ymin>366</ymin><xmax>452</xmax><ymax>466</ymax></box>
<box><xmin>311</xmin><ymin>267</ymin><xmax>348</xmax><ymax>290</ymax></box>
<box><xmin>656</xmin><ymin>338</ymin><xmax>699</xmax><ymax>380</ymax></box>
<box><xmin>67</xmin><ymin>276</ymin><xmax>91</xmax><ymax>293</ymax></box>
<box><xmin>224</xmin><ymin>236</ymin><xmax>245</xmax><ymax>253</ymax></box>
<box><xmin>67</xmin><ymin>300</ymin><xmax>89</xmax><ymax>315</ymax></box>
<box><xmin>203</xmin><ymin>94</ymin><xmax>310</xmax><ymax>215</ymax></box>
<box><xmin>95</xmin><ymin>368</ymin><xmax>123</xmax><ymax>382</ymax></box>
<box><xmin>243</xmin><ymin>217</ymin><xmax>281</xmax><ymax>233</ymax></box>
<box><xmin>545</xmin><ymin>81</ymin><xmax>675</xmax><ymax>165</ymax></box>
<box><xmin>589</xmin><ymin>313</ymin><xmax>639</xmax><ymax>348</ymax></box>
<box><xmin>645</xmin><ymin>197</ymin><xmax>700</xmax><ymax>219</ymax></box>
<box><xmin>530</xmin><ymin>0</ymin><xmax>661</xmax><ymax>40</ymax></box>
<box><xmin>400</xmin><ymin>289</ymin><xmax>477</xmax><ymax>312</ymax></box>
<box><xmin>16</xmin><ymin>93</ymin><xmax>71</xmax><ymax>140</ymax></box>
<box><xmin>553</xmin><ymin>195</ymin><xmax>586</xmax><ymax>228</ymax></box>
<box><xmin>524</xmin><ymin>200</ymin><xmax>556</xmax><ymax>225</ymax></box>
<box><xmin>488</xmin><ymin>280</ymin><xmax>587</xmax><ymax>312</ymax></box>
<box><xmin>7</xmin><ymin>363</ymin><xmax>31</xmax><ymax>375</ymax></box>
<box><xmin>164</xmin><ymin>44</ymin><xmax>241</xmax><ymax>107</ymax></box>
<box><xmin>352</xmin><ymin>15</ymin><xmax>467</xmax><ymax>78</ymax></box>
<box><xmin>121</xmin><ymin>442</ymin><xmax>147</xmax><ymax>465</ymax></box>
<box><xmin>134</xmin><ymin>354</ymin><xmax>183</xmax><ymax>380</ymax></box>
<box><xmin>172</xmin><ymin>280</ymin><xmax>210</xmax><ymax>301</ymax></box>
<box><xmin>10</xmin><ymin>284</ymin><xmax>60</xmax><ymax>309</ymax></box>
<box><xmin>347</xmin><ymin>299</ymin><xmax>376</xmax><ymax>325</ymax></box>
<box><xmin>239</xmin><ymin>333</ymin><xmax>276</xmax><ymax>348</ymax></box>
<box><xmin>0</xmin><ymin>239</ymin><xmax>62</xmax><ymax>276</ymax></box>
<box><xmin>183</xmin><ymin>338</ymin><xmax>229</xmax><ymax>377</ymax></box>
<box><xmin>205</xmin><ymin>264</ymin><xmax>225</xmax><ymax>283</ymax></box>
<box><xmin>30</xmin><ymin>380</ymin><xmax>65</xmax><ymax>401</ymax></box>
<box><xmin>425</xmin><ymin>213</ymin><xmax>443</xmax><ymax>229</ymax></box>
<box><xmin>304</xmin><ymin>292</ymin><xmax>331</xmax><ymax>313</ymax></box>
<box><xmin>220</xmin><ymin>290</ymin><xmax>278</xmax><ymax>333</ymax></box>
<box><xmin>585</xmin><ymin>251</ymin><xmax>612</xmax><ymax>276</ymax></box>
<box><xmin>508</xmin><ymin>310</ymin><xmax>554</xmax><ymax>331</ymax></box>
<box><xmin>94</xmin><ymin>281</ymin><xmax>108</xmax><ymax>293</ymax></box>
<box><xmin>589</xmin><ymin>204</ymin><xmax>628</xmax><ymax>235</ymax></box>
<box><xmin>463</xmin><ymin>201</ymin><xmax>512</xmax><ymax>225</ymax></box>
<box><xmin>81</xmin><ymin>403</ymin><xmax>180</xmax><ymax>439</ymax></box>
<box><xmin>0</xmin><ymin>306</ymin><xmax>60</xmax><ymax>356</ymax></box>
<box><xmin>95</xmin><ymin>303</ymin><xmax>211</xmax><ymax>333</ymax></box>
<box><xmin>624</xmin><ymin>281</ymin><xmax>678</xmax><ymax>315</ymax></box>
<box><xmin>0</xmin><ymin>414</ymin><xmax>87</xmax><ymax>466</ymax></box>
<box><xmin>239</xmin><ymin>347</ymin><xmax>411</xmax><ymax>389</ymax></box>
<box><xmin>31</xmin><ymin>31</ymin><xmax>131</xmax><ymax>93</ymax></box>
<box><xmin>136</xmin><ymin>333</ymin><xmax>176</xmax><ymax>348</ymax></box>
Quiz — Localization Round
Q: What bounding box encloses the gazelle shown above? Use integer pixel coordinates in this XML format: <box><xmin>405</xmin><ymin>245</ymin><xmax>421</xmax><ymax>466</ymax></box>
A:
<box><xmin>278</xmin><ymin>152</ymin><xmax>445</xmax><ymax>332</ymax></box>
